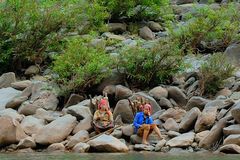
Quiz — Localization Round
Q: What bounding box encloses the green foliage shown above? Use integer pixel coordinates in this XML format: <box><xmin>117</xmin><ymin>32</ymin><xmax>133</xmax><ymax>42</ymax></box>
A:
<box><xmin>117</xmin><ymin>39</ymin><xmax>184</xmax><ymax>87</ymax></box>
<box><xmin>171</xmin><ymin>3</ymin><xmax>240</xmax><ymax>53</ymax></box>
<box><xmin>199</xmin><ymin>53</ymin><xmax>235</xmax><ymax>95</ymax></box>
<box><xmin>0</xmin><ymin>0</ymin><xmax>108</xmax><ymax>74</ymax></box>
<box><xmin>52</xmin><ymin>37</ymin><xmax>112</xmax><ymax>95</ymax></box>
<box><xmin>96</xmin><ymin>0</ymin><xmax>173</xmax><ymax>21</ymax></box>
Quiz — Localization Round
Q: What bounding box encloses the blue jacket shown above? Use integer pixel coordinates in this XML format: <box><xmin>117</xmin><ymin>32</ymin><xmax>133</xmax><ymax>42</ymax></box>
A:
<box><xmin>133</xmin><ymin>112</ymin><xmax>153</xmax><ymax>133</ymax></box>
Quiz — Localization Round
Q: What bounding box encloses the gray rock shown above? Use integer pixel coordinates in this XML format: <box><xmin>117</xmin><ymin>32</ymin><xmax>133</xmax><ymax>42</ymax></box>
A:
<box><xmin>87</xmin><ymin>134</ymin><xmax>128</xmax><ymax>152</ymax></box>
<box><xmin>34</xmin><ymin>108</ymin><xmax>63</xmax><ymax>123</ymax></box>
<box><xmin>35</xmin><ymin>114</ymin><xmax>77</xmax><ymax>145</ymax></box>
<box><xmin>159</xmin><ymin>97</ymin><xmax>173</xmax><ymax>109</ymax></box>
<box><xmin>111</xmin><ymin>129</ymin><xmax>122</xmax><ymax>139</ymax></box>
<box><xmin>66</xmin><ymin>130</ymin><xmax>89</xmax><ymax>149</ymax></box>
<box><xmin>17</xmin><ymin>137</ymin><xmax>36</xmax><ymax>149</ymax></box>
<box><xmin>122</xmin><ymin>39</ymin><xmax>137</xmax><ymax>47</ymax></box>
<box><xmin>64</xmin><ymin>94</ymin><xmax>84</xmax><ymax>108</ymax></box>
<box><xmin>159</xmin><ymin>108</ymin><xmax>186</xmax><ymax>123</ymax></box>
<box><xmin>179</xmin><ymin>107</ymin><xmax>200</xmax><ymax>133</ymax></box>
<box><xmin>72</xmin><ymin>116</ymin><xmax>92</xmax><ymax>134</ymax></box>
<box><xmin>21</xmin><ymin>115</ymin><xmax>45</xmax><ymax>136</ymax></box>
<box><xmin>102</xmin><ymin>32</ymin><xmax>126</xmax><ymax>41</ymax></box>
<box><xmin>222</xmin><ymin>77</ymin><xmax>235</xmax><ymax>89</ymax></box>
<box><xmin>0</xmin><ymin>87</ymin><xmax>21</xmax><ymax>111</ymax></box>
<box><xmin>90</xmin><ymin>39</ymin><xmax>105</xmax><ymax>49</ymax></box>
<box><xmin>0</xmin><ymin>72</ymin><xmax>16</xmax><ymax>89</ymax></box>
<box><xmin>73</xmin><ymin>142</ymin><xmax>90</xmax><ymax>153</ymax></box>
<box><xmin>215</xmin><ymin>88</ymin><xmax>232</xmax><ymax>98</ymax></box>
<box><xmin>224</xmin><ymin>43</ymin><xmax>240</xmax><ymax>66</ymax></box>
<box><xmin>11</xmin><ymin>80</ymin><xmax>32</xmax><ymax>91</ymax></box>
<box><xmin>163</xmin><ymin>118</ymin><xmax>179</xmax><ymax>132</ymax></box>
<box><xmin>176</xmin><ymin>0</ymin><xmax>194</xmax><ymax>5</ymax></box>
<box><xmin>5</xmin><ymin>96</ymin><xmax>28</xmax><ymax>109</ymax></box>
<box><xmin>166</xmin><ymin>132</ymin><xmax>195</xmax><ymax>147</ymax></box>
<box><xmin>134</xmin><ymin>144</ymin><xmax>155</xmax><ymax>151</ymax></box>
<box><xmin>223</xmin><ymin>125</ymin><xmax>240</xmax><ymax>135</ymax></box>
<box><xmin>231</xmin><ymin>102</ymin><xmax>240</xmax><ymax>123</ymax></box>
<box><xmin>24</xmin><ymin>65</ymin><xmax>40</xmax><ymax>75</ymax></box>
<box><xmin>167</xmin><ymin>86</ymin><xmax>187</xmax><ymax>107</ymax></box>
<box><xmin>66</xmin><ymin>104</ymin><xmax>92</xmax><ymax>121</ymax></box>
<box><xmin>167</xmin><ymin>131</ymin><xmax>181</xmax><ymax>138</ymax></box>
<box><xmin>121</xmin><ymin>125</ymin><xmax>134</xmax><ymax>137</ymax></box>
<box><xmin>108</xmin><ymin>23</ymin><xmax>127</xmax><ymax>33</ymax></box>
<box><xmin>139</xmin><ymin>26</ymin><xmax>155</xmax><ymax>40</ymax></box>
<box><xmin>0</xmin><ymin>108</ymin><xmax>24</xmax><ymax>122</ymax></box>
<box><xmin>185</xmin><ymin>96</ymin><xmax>210</xmax><ymax>111</ymax></box>
<box><xmin>195</xmin><ymin>130</ymin><xmax>210</xmax><ymax>143</ymax></box>
<box><xmin>18</xmin><ymin>101</ymin><xmax>39</xmax><ymax>115</ymax></box>
<box><xmin>149</xmin><ymin>86</ymin><xmax>168</xmax><ymax>100</ymax></box>
<box><xmin>147</xmin><ymin>21</ymin><xmax>163</xmax><ymax>32</ymax></box>
<box><xmin>47</xmin><ymin>143</ymin><xmax>65</xmax><ymax>152</ymax></box>
<box><xmin>113</xmin><ymin>99</ymin><xmax>134</xmax><ymax>124</ymax></box>
<box><xmin>115</xmin><ymin>85</ymin><xmax>133</xmax><ymax>100</ymax></box>
<box><xmin>130</xmin><ymin>134</ymin><xmax>142</xmax><ymax>144</ymax></box>
<box><xmin>218</xmin><ymin>144</ymin><xmax>240</xmax><ymax>154</ymax></box>
<box><xmin>152</xmin><ymin>110</ymin><xmax>165</xmax><ymax>120</ymax></box>
<box><xmin>217</xmin><ymin>109</ymin><xmax>228</xmax><ymax>120</ymax></box>
<box><xmin>154</xmin><ymin>139</ymin><xmax>167</xmax><ymax>151</ymax></box>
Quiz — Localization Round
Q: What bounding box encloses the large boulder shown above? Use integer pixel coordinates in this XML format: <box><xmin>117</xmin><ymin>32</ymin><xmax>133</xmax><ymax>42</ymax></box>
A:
<box><xmin>163</xmin><ymin>118</ymin><xmax>179</xmax><ymax>132</ymax></box>
<box><xmin>194</xmin><ymin>106</ymin><xmax>217</xmax><ymax>133</ymax></box>
<box><xmin>0</xmin><ymin>87</ymin><xmax>21</xmax><ymax>111</ymax></box>
<box><xmin>223</xmin><ymin>125</ymin><xmax>240</xmax><ymax>135</ymax></box>
<box><xmin>167</xmin><ymin>87</ymin><xmax>187</xmax><ymax>107</ymax></box>
<box><xmin>115</xmin><ymin>85</ymin><xmax>133</xmax><ymax>100</ymax></box>
<box><xmin>224</xmin><ymin>43</ymin><xmax>240</xmax><ymax>66</ymax></box>
<box><xmin>20</xmin><ymin>116</ymin><xmax>45</xmax><ymax>136</ymax></box>
<box><xmin>223</xmin><ymin>134</ymin><xmax>240</xmax><ymax>146</ymax></box>
<box><xmin>72</xmin><ymin>116</ymin><xmax>93</xmax><ymax>134</ymax></box>
<box><xmin>66</xmin><ymin>104</ymin><xmax>92</xmax><ymax>121</ymax></box>
<box><xmin>0</xmin><ymin>108</ymin><xmax>24</xmax><ymax>122</ymax></box>
<box><xmin>47</xmin><ymin>143</ymin><xmax>65</xmax><ymax>152</ymax></box>
<box><xmin>149</xmin><ymin>86</ymin><xmax>168</xmax><ymax>100</ymax></box>
<box><xmin>121</xmin><ymin>125</ymin><xmax>134</xmax><ymax>137</ymax></box>
<box><xmin>139</xmin><ymin>26</ymin><xmax>155</xmax><ymax>40</ymax></box>
<box><xmin>159</xmin><ymin>97</ymin><xmax>173</xmax><ymax>109</ymax></box>
<box><xmin>231</xmin><ymin>103</ymin><xmax>240</xmax><ymax>124</ymax></box>
<box><xmin>195</xmin><ymin>130</ymin><xmax>210</xmax><ymax>143</ymax></box>
<box><xmin>66</xmin><ymin>130</ymin><xmax>89</xmax><ymax>149</ymax></box>
<box><xmin>87</xmin><ymin>134</ymin><xmax>128</xmax><ymax>152</ymax></box>
<box><xmin>199</xmin><ymin>117</ymin><xmax>229</xmax><ymax>149</ymax></box>
<box><xmin>166</xmin><ymin>132</ymin><xmax>195</xmax><ymax>147</ymax></box>
<box><xmin>179</xmin><ymin>107</ymin><xmax>201</xmax><ymax>133</ymax></box>
<box><xmin>218</xmin><ymin>144</ymin><xmax>240</xmax><ymax>154</ymax></box>
<box><xmin>113</xmin><ymin>99</ymin><xmax>134</xmax><ymax>124</ymax></box>
<box><xmin>185</xmin><ymin>96</ymin><xmax>210</xmax><ymax>110</ymax></box>
<box><xmin>159</xmin><ymin>108</ymin><xmax>186</xmax><ymax>123</ymax></box>
<box><xmin>129</xmin><ymin>92</ymin><xmax>161</xmax><ymax>113</ymax></box>
<box><xmin>0</xmin><ymin>72</ymin><xmax>16</xmax><ymax>89</ymax></box>
<box><xmin>0</xmin><ymin>116</ymin><xmax>27</xmax><ymax>147</ymax></box>
<box><xmin>34</xmin><ymin>108</ymin><xmax>63</xmax><ymax>123</ymax></box>
<box><xmin>73</xmin><ymin>142</ymin><xmax>90</xmax><ymax>153</ymax></box>
<box><xmin>35</xmin><ymin>114</ymin><xmax>77</xmax><ymax>145</ymax></box>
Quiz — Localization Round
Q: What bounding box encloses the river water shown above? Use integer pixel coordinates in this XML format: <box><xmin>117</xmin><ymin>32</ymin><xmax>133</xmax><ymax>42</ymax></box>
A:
<box><xmin>0</xmin><ymin>152</ymin><xmax>239</xmax><ymax>160</ymax></box>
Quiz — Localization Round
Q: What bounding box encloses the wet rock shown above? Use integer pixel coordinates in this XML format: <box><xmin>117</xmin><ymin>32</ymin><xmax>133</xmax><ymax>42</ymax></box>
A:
<box><xmin>11</xmin><ymin>80</ymin><xmax>32</xmax><ymax>91</ymax></box>
<box><xmin>87</xmin><ymin>134</ymin><xmax>128</xmax><ymax>152</ymax></box>
<box><xmin>20</xmin><ymin>116</ymin><xmax>45</xmax><ymax>136</ymax></box>
<box><xmin>159</xmin><ymin>108</ymin><xmax>186</xmax><ymax>123</ymax></box>
<box><xmin>0</xmin><ymin>72</ymin><xmax>16</xmax><ymax>89</ymax></box>
<box><xmin>185</xmin><ymin>96</ymin><xmax>210</xmax><ymax>111</ymax></box>
<box><xmin>139</xmin><ymin>26</ymin><xmax>155</xmax><ymax>40</ymax></box>
<box><xmin>17</xmin><ymin>137</ymin><xmax>36</xmax><ymax>149</ymax></box>
<box><xmin>0</xmin><ymin>116</ymin><xmax>27</xmax><ymax>147</ymax></box>
<box><xmin>35</xmin><ymin>114</ymin><xmax>77</xmax><ymax>145</ymax></box>
<box><xmin>166</xmin><ymin>132</ymin><xmax>195</xmax><ymax>147</ymax></box>
<box><xmin>0</xmin><ymin>87</ymin><xmax>21</xmax><ymax>111</ymax></box>
<box><xmin>223</xmin><ymin>125</ymin><xmax>240</xmax><ymax>135</ymax></box>
<box><xmin>0</xmin><ymin>108</ymin><xmax>24</xmax><ymax>122</ymax></box>
<box><xmin>179</xmin><ymin>107</ymin><xmax>200</xmax><ymax>133</ymax></box>
<box><xmin>134</xmin><ymin>144</ymin><xmax>155</xmax><ymax>151</ymax></box>
<box><xmin>73</xmin><ymin>142</ymin><xmax>90</xmax><ymax>153</ymax></box>
<box><xmin>113</xmin><ymin>99</ymin><xmax>134</xmax><ymax>124</ymax></box>
<box><xmin>66</xmin><ymin>130</ymin><xmax>89</xmax><ymax>149</ymax></box>
<box><xmin>223</xmin><ymin>134</ymin><xmax>240</xmax><ymax>146</ymax></box>
<box><xmin>149</xmin><ymin>86</ymin><xmax>168</xmax><ymax>100</ymax></box>
<box><xmin>167</xmin><ymin>86</ymin><xmax>187</xmax><ymax>107</ymax></box>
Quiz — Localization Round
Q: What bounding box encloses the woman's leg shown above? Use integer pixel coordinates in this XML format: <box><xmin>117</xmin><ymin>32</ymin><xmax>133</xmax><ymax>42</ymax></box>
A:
<box><xmin>151</xmin><ymin>124</ymin><xmax>163</xmax><ymax>139</ymax></box>
<box><xmin>142</xmin><ymin>124</ymin><xmax>151</xmax><ymax>144</ymax></box>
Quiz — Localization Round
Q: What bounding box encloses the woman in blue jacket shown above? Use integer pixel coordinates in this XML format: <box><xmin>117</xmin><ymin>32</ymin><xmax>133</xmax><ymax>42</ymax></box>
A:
<box><xmin>133</xmin><ymin>104</ymin><xmax>163</xmax><ymax>145</ymax></box>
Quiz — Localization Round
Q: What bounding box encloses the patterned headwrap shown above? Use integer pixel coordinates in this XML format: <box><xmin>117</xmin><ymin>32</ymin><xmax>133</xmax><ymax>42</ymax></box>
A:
<box><xmin>98</xmin><ymin>98</ymin><xmax>109</xmax><ymax>111</ymax></box>
<box><xmin>143</xmin><ymin>103</ymin><xmax>152</xmax><ymax>114</ymax></box>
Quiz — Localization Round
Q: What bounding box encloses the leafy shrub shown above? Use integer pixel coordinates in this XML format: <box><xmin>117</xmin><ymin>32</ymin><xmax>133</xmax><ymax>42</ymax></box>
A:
<box><xmin>96</xmin><ymin>0</ymin><xmax>173</xmax><ymax>21</ymax></box>
<box><xmin>0</xmin><ymin>0</ymin><xmax>108</xmax><ymax>74</ymax></box>
<box><xmin>171</xmin><ymin>3</ymin><xmax>240</xmax><ymax>54</ymax></box>
<box><xmin>116</xmin><ymin>39</ymin><xmax>184</xmax><ymax>87</ymax></box>
<box><xmin>52</xmin><ymin>37</ymin><xmax>112</xmax><ymax>95</ymax></box>
<box><xmin>199</xmin><ymin>53</ymin><xmax>235</xmax><ymax>95</ymax></box>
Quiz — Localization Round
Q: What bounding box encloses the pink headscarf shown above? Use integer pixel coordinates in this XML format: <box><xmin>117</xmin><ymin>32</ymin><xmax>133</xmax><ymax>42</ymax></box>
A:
<box><xmin>143</xmin><ymin>104</ymin><xmax>152</xmax><ymax>114</ymax></box>
<box><xmin>98</xmin><ymin>98</ymin><xmax>109</xmax><ymax>110</ymax></box>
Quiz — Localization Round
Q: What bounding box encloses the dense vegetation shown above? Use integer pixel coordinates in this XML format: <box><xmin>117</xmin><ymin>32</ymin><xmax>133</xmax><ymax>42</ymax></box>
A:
<box><xmin>0</xmin><ymin>0</ymin><xmax>239</xmax><ymax>96</ymax></box>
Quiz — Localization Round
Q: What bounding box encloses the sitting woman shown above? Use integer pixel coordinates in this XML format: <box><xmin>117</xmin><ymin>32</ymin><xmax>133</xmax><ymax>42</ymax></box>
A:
<box><xmin>93</xmin><ymin>98</ymin><xmax>114</xmax><ymax>134</ymax></box>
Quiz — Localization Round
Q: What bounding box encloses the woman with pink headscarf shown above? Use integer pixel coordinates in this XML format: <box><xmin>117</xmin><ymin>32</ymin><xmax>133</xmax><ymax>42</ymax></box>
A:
<box><xmin>133</xmin><ymin>103</ymin><xmax>163</xmax><ymax>145</ymax></box>
<box><xmin>93</xmin><ymin>98</ymin><xmax>114</xmax><ymax>134</ymax></box>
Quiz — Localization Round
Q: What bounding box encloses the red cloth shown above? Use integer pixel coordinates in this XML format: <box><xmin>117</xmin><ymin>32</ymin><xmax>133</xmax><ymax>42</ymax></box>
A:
<box><xmin>98</xmin><ymin>98</ymin><xmax>109</xmax><ymax>110</ymax></box>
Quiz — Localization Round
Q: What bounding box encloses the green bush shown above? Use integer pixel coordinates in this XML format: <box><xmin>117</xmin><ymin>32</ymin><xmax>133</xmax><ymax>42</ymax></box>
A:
<box><xmin>96</xmin><ymin>0</ymin><xmax>173</xmax><ymax>21</ymax></box>
<box><xmin>199</xmin><ymin>53</ymin><xmax>235</xmax><ymax>95</ymax></box>
<box><xmin>171</xmin><ymin>3</ymin><xmax>240</xmax><ymax>54</ymax></box>
<box><xmin>116</xmin><ymin>39</ymin><xmax>184</xmax><ymax>87</ymax></box>
<box><xmin>52</xmin><ymin>37</ymin><xmax>112</xmax><ymax>95</ymax></box>
<box><xmin>0</xmin><ymin>0</ymin><xmax>108</xmax><ymax>74</ymax></box>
